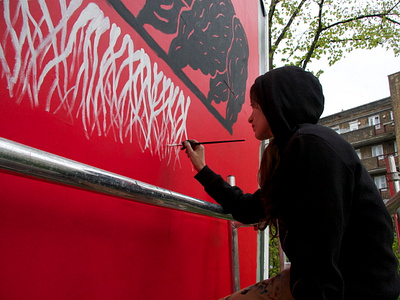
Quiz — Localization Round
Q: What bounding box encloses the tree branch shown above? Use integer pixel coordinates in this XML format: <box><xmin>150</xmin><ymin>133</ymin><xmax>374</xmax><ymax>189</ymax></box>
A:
<box><xmin>387</xmin><ymin>0</ymin><xmax>400</xmax><ymax>14</ymax></box>
<box><xmin>269</xmin><ymin>0</ymin><xmax>306</xmax><ymax>69</ymax></box>
<box><xmin>268</xmin><ymin>0</ymin><xmax>279</xmax><ymax>70</ymax></box>
<box><xmin>386</xmin><ymin>16</ymin><xmax>400</xmax><ymax>26</ymax></box>
<box><xmin>324</xmin><ymin>13</ymin><xmax>394</xmax><ymax>31</ymax></box>
<box><xmin>301</xmin><ymin>1</ymin><xmax>399</xmax><ymax>68</ymax></box>
<box><xmin>269</xmin><ymin>0</ymin><xmax>399</xmax><ymax>70</ymax></box>
<box><xmin>329</xmin><ymin>37</ymin><xmax>374</xmax><ymax>43</ymax></box>
<box><xmin>302</xmin><ymin>0</ymin><xmax>324</xmax><ymax>68</ymax></box>
<box><xmin>274</xmin><ymin>0</ymin><xmax>307</xmax><ymax>49</ymax></box>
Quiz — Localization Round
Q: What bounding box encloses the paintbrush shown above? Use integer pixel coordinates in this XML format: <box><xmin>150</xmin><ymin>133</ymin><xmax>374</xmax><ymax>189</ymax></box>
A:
<box><xmin>167</xmin><ymin>139</ymin><xmax>245</xmax><ymax>149</ymax></box>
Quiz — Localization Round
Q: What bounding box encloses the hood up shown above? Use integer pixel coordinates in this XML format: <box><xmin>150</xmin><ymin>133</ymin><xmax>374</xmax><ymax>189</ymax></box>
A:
<box><xmin>254</xmin><ymin>66</ymin><xmax>325</xmax><ymax>150</ymax></box>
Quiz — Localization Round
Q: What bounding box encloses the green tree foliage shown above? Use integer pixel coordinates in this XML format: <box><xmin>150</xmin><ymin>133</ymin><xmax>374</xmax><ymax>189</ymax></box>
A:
<box><xmin>266</xmin><ymin>0</ymin><xmax>400</xmax><ymax>74</ymax></box>
<box><xmin>392</xmin><ymin>222</ymin><xmax>400</xmax><ymax>300</ymax></box>
<box><xmin>268</xmin><ymin>226</ymin><xmax>281</xmax><ymax>277</ymax></box>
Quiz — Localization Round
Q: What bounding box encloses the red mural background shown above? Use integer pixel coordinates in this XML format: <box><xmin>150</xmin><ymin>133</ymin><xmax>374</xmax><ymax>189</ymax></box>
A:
<box><xmin>0</xmin><ymin>0</ymin><xmax>262</xmax><ymax>299</ymax></box>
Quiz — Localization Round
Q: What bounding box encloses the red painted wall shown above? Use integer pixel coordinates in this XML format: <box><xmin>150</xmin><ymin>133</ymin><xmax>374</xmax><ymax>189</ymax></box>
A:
<box><xmin>0</xmin><ymin>1</ymin><xmax>262</xmax><ymax>299</ymax></box>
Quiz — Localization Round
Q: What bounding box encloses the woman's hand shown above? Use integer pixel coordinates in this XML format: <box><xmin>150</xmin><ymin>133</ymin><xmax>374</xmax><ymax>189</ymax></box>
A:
<box><xmin>183</xmin><ymin>140</ymin><xmax>206</xmax><ymax>172</ymax></box>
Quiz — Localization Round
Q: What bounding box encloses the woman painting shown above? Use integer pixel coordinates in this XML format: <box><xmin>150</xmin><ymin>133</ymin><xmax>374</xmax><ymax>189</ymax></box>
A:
<box><xmin>184</xmin><ymin>66</ymin><xmax>400</xmax><ymax>299</ymax></box>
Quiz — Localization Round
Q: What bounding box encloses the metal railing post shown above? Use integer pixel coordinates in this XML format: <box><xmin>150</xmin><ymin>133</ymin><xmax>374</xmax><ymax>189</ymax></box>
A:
<box><xmin>227</xmin><ymin>175</ymin><xmax>240</xmax><ymax>292</ymax></box>
<box><xmin>257</xmin><ymin>140</ymin><xmax>269</xmax><ymax>281</ymax></box>
<box><xmin>257</xmin><ymin>228</ymin><xmax>269</xmax><ymax>281</ymax></box>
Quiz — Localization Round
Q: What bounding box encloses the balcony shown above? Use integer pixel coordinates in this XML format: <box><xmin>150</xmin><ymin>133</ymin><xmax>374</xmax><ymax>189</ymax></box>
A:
<box><xmin>340</xmin><ymin>122</ymin><xmax>395</xmax><ymax>147</ymax></box>
<box><xmin>361</xmin><ymin>154</ymin><xmax>398</xmax><ymax>174</ymax></box>
<box><xmin>361</xmin><ymin>156</ymin><xmax>387</xmax><ymax>173</ymax></box>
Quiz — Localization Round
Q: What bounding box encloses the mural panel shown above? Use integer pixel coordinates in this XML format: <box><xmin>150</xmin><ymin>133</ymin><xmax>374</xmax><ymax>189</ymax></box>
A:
<box><xmin>0</xmin><ymin>0</ymin><xmax>261</xmax><ymax>299</ymax></box>
<box><xmin>1</xmin><ymin>0</ymin><xmax>251</xmax><ymax>165</ymax></box>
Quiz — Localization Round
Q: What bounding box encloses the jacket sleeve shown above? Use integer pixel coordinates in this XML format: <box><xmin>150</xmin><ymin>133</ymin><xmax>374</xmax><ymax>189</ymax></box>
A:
<box><xmin>275</xmin><ymin>133</ymin><xmax>354</xmax><ymax>300</ymax></box>
<box><xmin>195</xmin><ymin>165</ymin><xmax>266</xmax><ymax>224</ymax></box>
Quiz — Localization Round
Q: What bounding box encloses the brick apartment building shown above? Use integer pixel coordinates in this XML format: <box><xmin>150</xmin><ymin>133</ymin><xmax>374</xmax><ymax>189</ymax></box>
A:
<box><xmin>319</xmin><ymin>71</ymin><xmax>400</xmax><ymax>203</ymax></box>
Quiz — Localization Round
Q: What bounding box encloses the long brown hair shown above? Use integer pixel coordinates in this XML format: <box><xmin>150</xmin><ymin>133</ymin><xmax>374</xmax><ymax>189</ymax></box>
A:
<box><xmin>257</xmin><ymin>139</ymin><xmax>280</xmax><ymax>231</ymax></box>
<box><xmin>250</xmin><ymin>83</ymin><xmax>281</xmax><ymax>231</ymax></box>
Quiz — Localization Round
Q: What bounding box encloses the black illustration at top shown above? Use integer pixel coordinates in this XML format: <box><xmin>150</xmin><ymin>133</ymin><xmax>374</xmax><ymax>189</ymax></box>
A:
<box><xmin>107</xmin><ymin>0</ymin><xmax>249</xmax><ymax>133</ymax></box>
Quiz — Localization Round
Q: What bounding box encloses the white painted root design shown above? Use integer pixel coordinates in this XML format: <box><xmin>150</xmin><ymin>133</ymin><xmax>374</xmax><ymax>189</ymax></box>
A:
<box><xmin>1</xmin><ymin>0</ymin><xmax>190</xmax><ymax>166</ymax></box>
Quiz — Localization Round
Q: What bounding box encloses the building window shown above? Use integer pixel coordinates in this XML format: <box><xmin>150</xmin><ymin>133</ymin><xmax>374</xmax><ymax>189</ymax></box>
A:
<box><xmin>355</xmin><ymin>149</ymin><xmax>362</xmax><ymax>159</ymax></box>
<box><xmin>374</xmin><ymin>175</ymin><xmax>387</xmax><ymax>190</ymax></box>
<box><xmin>390</xmin><ymin>111</ymin><xmax>394</xmax><ymax>121</ymax></box>
<box><xmin>371</xmin><ymin>144</ymin><xmax>384</xmax><ymax>160</ymax></box>
<box><xmin>349</xmin><ymin>120</ymin><xmax>358</xmax><ymax>131</ymax></box>
<box><xmin>369</xmin><ymin>115</ymin><xmax>381</xmax><ymax>129</ymax></box>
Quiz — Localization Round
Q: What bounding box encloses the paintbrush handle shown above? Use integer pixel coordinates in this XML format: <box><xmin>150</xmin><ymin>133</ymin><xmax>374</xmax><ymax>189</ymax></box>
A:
<box><xmin>167</xmin><ymin>139</ymin><xmax>245</xmax><ymax>148</ymax></box>
<box><xmin>192</xmin><ymin>139</ymin><xmax>245</xmax><ymax>146</ymax></box>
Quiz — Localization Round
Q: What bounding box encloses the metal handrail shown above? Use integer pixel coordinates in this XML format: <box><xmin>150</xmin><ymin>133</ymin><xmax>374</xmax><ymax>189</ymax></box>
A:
<box><xmin>0</xmin><ymin>137</ymin><xmax>234</xmax><ymax>221</ymax></box>
<box><xmin>0</xmin><ymin>137</ymin><xmax>248</xmax><ymax>293</ymax></box>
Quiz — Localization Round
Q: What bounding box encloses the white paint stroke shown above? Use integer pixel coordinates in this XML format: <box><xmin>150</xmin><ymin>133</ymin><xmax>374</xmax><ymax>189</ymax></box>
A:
<box><xmin>1</xmin><ymin>0</ymin><xmax>190</xmax><ymax>167</ymax></box>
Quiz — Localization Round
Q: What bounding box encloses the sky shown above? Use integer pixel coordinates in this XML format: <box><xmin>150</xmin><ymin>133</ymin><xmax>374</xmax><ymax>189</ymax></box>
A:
<box><xmin>315</xmin><ymin>47</ymin><xmax>399</xmax><ymax>117</ymax></box>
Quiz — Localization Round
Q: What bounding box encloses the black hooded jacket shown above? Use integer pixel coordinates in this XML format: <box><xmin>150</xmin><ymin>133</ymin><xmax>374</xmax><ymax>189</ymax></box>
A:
<box><xmin>195</xmin><ymin>66</ymin><xmax>400</xmax><ymax>299</ymax></box>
